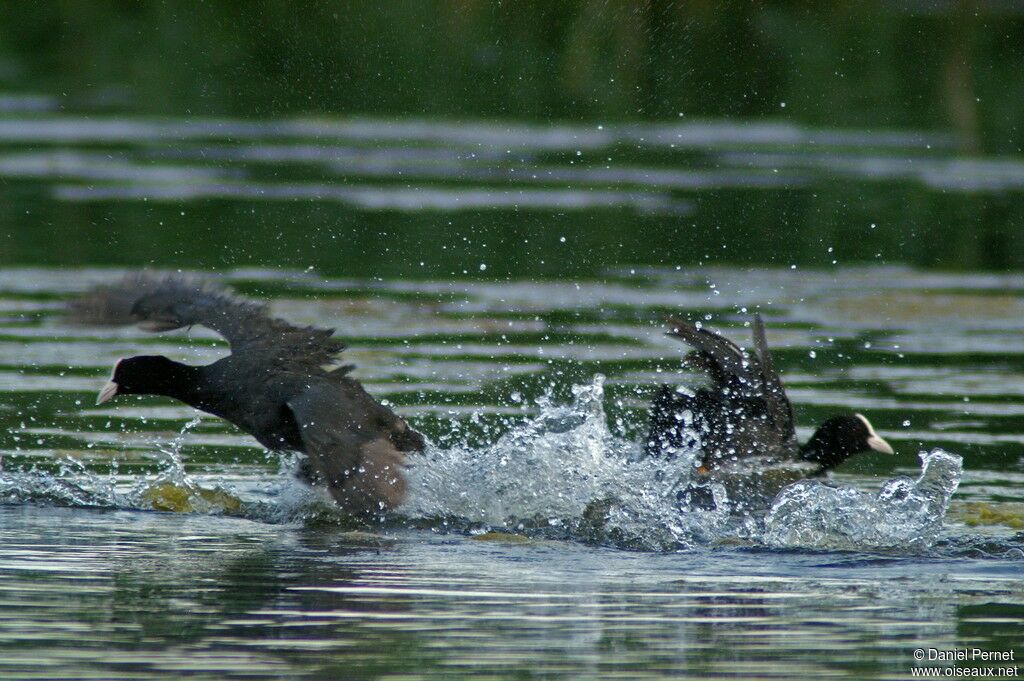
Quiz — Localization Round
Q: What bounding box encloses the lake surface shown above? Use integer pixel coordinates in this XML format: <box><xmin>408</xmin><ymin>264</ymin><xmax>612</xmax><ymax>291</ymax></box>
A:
<box><xmin>0</xmin><ymin>262</ymin><xmax>1022</xmax><ymax>679</ymax></box>
<box><xmin>3</xmin><ymin>4</ymin><xmax>1024</xmax><ymax>677</ymax></box>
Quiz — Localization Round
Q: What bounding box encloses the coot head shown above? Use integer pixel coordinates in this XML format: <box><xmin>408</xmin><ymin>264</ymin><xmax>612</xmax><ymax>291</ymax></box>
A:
<box><xmin>800</xmin><ymin>413</ymin><xmax>894</xmax><ymax>470</ymax></box>
<box><xmin>96</xmin><ymin>356</ymin><xmax>187</xmax><ymax>404</ymax></box>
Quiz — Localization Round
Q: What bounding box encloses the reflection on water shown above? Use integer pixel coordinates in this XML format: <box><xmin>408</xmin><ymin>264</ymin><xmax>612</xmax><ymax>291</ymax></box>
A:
<box><xmin>2</xmin><ymin>3</ymin><xmax>1024</xmax><ymax>675</ymax></box>
<box><xmin>1</xmin><ymin>78</ymin><xmax>1023</xmax><ymax>681</ymax></box>
<box><xmin>3</xmin><ymin>111</ymin><xmax>1024</xmax><ymax>274</ymax></box>
<box><xmin>3</xmin><ymin>260</ymin><xmax>1024</xmax><ymax>668</ymax></box>
<box><xmin>0</xmin><ymin>265</ymin><xmax>1023</xmax><ymax>677</ymax></box>
<box><xmin>54</xmin><ymin>182</ymin><xmax>691</xmax><ymax>214</ymax></box>
<box><xmin>0</xmin><ymin>506</ymin><xmax>1019</xmax><ymax>680</ymax></box>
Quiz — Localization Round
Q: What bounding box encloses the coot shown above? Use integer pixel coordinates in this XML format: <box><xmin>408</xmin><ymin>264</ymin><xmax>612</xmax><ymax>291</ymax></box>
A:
<box><xmin>645</xmin><ymin>314</ymin><xmax>893</xmax><ymax>476</ymax></box>
<box><xmin>70</xmin><ymin>273</ymin><xmax>424</xmax><ymax>514</ymax></box>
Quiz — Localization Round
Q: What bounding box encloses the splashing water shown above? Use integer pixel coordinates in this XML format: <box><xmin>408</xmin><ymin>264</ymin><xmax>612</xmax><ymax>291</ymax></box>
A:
<box><xmin>405</xmin><ymin>376</ymin><xmax>732</xmax><ymax>550</ymax></box>
<box><xmin>0</xmin><ymin>468</ymin><xmax>116</xmax><ymax>508</ymax></box>
<box><xmin>0</xmin><ymin>376</ymin><xmax>966</xmax><ymax>553</ymax></box>
<box><xmin>762</xmin><ymin>449</ymin><xmax>963</xmax><ymax>551</ymax></box>
<box><xmin>150</xmin><ymin>416</ymin><xmax>203</xmax><ymax>483</ymax></box>
<box><xmin>0</xmin><ymin>416</ymin><xmax>246</xmax><ymax>514</ymax></box>
<box><xmin>405</xmin><ymin>377</ymin><xmax>964</xmax><ymax>552</ymax></box>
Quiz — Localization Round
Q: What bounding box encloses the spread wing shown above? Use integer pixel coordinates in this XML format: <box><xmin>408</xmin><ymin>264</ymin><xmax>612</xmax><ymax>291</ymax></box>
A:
<box><xmin>751</xmin><ymin>314</ymin><xmax>797</xmax><ymax>448</ymax></box>
<box><xmin>69</xmin><ymin>272</ymin><xmax>345</xmax><ymax>369</ymax></box>
<box><xmin>665</xmin><ymin>314</ymin><xmax>796</xmax><ymax>446</ymax></box>
<box><xmin>287</xmin><ymin>381</ymin><xmax>422</xmax><ymax>513</ymax></box>
<box><xmin>666</xmin><ymin>316</ymin><xmax>755</xmax><ymax>391</ymax></box>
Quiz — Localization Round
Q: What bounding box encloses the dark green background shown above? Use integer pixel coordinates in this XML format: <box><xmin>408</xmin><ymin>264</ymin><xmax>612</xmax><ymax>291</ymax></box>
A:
<box><xmin>1</xmin><ymin>1</ymin><xmax>1023</xmax><ymax>275</ymax></box>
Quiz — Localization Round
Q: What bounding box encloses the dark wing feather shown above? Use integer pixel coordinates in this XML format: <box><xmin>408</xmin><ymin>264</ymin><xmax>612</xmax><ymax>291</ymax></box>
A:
<box><xmin>69</xmin><ymin>272</ymin><xmax>345</xmax><ymax>369</ymax></box>
<box><xmin>666</xmin><ymin>316</ymin><xmax>752</xmax><ymax>389</ymax></box>
<box><xmin>751</xmin><ymin>314</ymin><xmax>797</xmax><ymax>447</ymax></box>
<box><xmin>287</xmin><ymin>384</ymin><xmax>415</xmax><ymax>513</ymax></box>
<box><xmin>661</xmin><ymin>315</ymin><xmax>797</xmax><ymax>461</ymax></box>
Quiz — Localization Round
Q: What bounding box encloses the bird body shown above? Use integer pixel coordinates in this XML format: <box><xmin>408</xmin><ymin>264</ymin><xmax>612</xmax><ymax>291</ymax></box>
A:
<box><xmin>645</xmin><ymin>315</ymin><xmax>893</xmax><ymax>488</ymax></box>
<box><xmin>72</xmin><ymin>273</ymin><xmax>423</xmax><ymax>514</ymax></box>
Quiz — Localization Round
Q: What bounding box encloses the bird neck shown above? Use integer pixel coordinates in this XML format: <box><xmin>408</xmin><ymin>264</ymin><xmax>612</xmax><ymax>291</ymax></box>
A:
<box><xmin>138</xmin><ymin>359</ymin><xmax>208</xmax><ymax>407</ymax></box>
<box><xmin>798</xmin><ymin>430</ymin><xmax>847</xmax><ymax>472</ymax></box>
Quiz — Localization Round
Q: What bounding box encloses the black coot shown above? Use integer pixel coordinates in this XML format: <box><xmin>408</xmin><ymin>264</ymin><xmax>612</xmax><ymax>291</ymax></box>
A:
<box><xmin>70</xmin><ymin>273</ymin><xmax>425</xmax><ymax>514</ymax></box>
<box><xmin>645</xmin><ymin>314</ymin><xmax>894</xmax><ymax>476</ymax></box>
